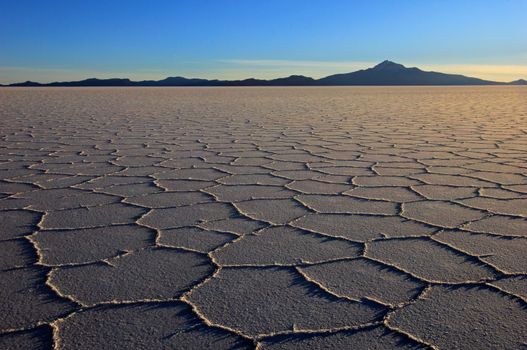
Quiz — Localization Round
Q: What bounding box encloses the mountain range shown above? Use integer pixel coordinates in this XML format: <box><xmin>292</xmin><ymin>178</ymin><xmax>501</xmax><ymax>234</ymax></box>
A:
<box><xmin>4</xmin><ymin>61</ymin><xmax>527</xmax><ymax>87</ymax></box>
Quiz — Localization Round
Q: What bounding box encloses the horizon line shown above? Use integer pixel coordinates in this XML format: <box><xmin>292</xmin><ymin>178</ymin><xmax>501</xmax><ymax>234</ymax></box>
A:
<box><xmin>1</xmin><ymin>60</ymin><xmax>527</xmax><ymax>85</ymax></box>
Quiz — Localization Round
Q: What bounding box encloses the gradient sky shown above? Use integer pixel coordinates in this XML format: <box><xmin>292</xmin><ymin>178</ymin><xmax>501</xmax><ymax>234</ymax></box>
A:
<box><xmin>1</xmin><ymin>0</ymin><xmax>526</xmax><ymax>83</ymax></box>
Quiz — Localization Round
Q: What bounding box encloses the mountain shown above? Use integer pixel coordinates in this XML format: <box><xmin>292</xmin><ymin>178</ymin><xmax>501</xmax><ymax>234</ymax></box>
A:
<box><xmin>9</xmin><ymin>81</ymin><xmax>44</xmax><ymax>87</ymax></box>
<box><xmin>135</xmin><ymin>74</ymin><xmax>315</xmax><ymax>86</ymax></box>
<box><xmin>225</xmin><ymin>75</ymin><xmax>315</xmax><ymax>86</ymax></box>
<box><xmin>4</xmin><ymin>61</ymin><xmax>525</xmax><ymax>86</ymax></box>
<box><xmin>9</xmin><ymin>78</ymin><xmax>134</xmax><ymax>87</ymax></box>
<box><xmin>137</xmin><ymin>76</ymin><xmax>218</xmax><ymax>86</ymax></box>
<box><xmin>49</xmin><ymin>78</ymin><xmax>133</xmax><ymax>86</ymax></box>
<box><xmin>508</xmin><ymin>79</ymin><xmax>527</xmax><ymax>85</ymax></box>
<box><xmin>317</xmin><ymin>60</ymin><xmax>499</xmax><ymax>85</ymax></box>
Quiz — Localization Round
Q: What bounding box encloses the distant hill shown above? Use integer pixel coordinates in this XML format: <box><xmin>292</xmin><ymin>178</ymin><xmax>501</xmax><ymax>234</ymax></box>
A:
<box><xmin>509</xmin><ymin>79</ymin><xmax>527</xmax><ymax>85</ymax></box>
<box><xmin>4</xmin><ymin>61</ymin><xmax>526</xmax><ymax>86</ymax></box>
<box><xmin>9</xmin><ymin>81</ymin><xmax>44</xmax><ymax>87</ymax></box>
<box><xmin>7</xmin><ymin>74</ymin><xmax>315</xmax><ymax>87</ymax></box>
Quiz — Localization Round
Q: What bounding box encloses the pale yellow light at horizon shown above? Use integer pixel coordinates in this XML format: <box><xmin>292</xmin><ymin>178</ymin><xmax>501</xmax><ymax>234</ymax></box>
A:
<box><xmin>416</xmin><ymin>63</ymin><xmax>527</xmax><ymax>82</ymax></box>
<box><xmin>1</xmin><ymin>61</ymin><xmax>526</xmax><ymax>84</ymax></box>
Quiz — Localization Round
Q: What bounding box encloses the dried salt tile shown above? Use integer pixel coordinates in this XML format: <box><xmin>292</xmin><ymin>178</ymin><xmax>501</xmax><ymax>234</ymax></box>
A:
<box><xmin>186</xmin><ymin>267</ymin><xmax>383</xmax><ymax>337</ymax></box>
<box><xmin>234</xmin><ymin>199</ymin><xmax>309</xmax><ymax>224</ymax></box>
<box><xmin>50</xmin><ymin>248</ymin><xmax>213</xmax><ymax>305</ymax></box>
<box><xmin>367</xmin><ymin>238</ymin><xmax>496</xmax><ymax>282</ymax></box>
<box><xmin>389</xmin><ymin>285</ymin><xmax>527</xmax><ymax>349</ymax></box>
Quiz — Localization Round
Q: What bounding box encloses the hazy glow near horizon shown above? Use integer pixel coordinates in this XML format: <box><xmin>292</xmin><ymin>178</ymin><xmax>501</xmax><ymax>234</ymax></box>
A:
<box><xmin>1</xmin><ymin>0</ymin><xmax>526</xmax><ymax>84</ymax></box>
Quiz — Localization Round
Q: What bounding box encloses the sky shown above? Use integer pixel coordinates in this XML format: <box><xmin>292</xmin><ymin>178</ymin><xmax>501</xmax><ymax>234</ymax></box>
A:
<box><xmin>1</xmin><ymin>0</ymin><xmax>526</xmax><ymax>84</ymax></box>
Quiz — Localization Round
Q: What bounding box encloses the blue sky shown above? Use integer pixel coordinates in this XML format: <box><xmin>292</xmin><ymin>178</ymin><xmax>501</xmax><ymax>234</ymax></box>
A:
<box><xmin>1</xmin><ymin>0</ymin><xmax>526</xmax><ymax>83</ymax></box>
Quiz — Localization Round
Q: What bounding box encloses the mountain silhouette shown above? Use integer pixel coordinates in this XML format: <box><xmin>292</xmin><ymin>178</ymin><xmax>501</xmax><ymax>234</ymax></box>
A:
<box><xmin>5</xmin><ymin>61</ymin><xmax>525</xmax><ymax>87</ymax></box>
<box><xmin>317</xmin><ymin>60</ymin><xmax>499</xmax><ymax>85</ymax></box>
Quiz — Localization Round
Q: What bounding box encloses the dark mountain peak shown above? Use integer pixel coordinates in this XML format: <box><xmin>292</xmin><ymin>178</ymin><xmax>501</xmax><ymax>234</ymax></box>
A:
<box><xmin>284</xmin><ymin>74</ymin><xmax>310</xmax><ymax>79</ymax></box>
<box><xmin>268</xmin><ymin>75</ymin><xmax>314</xmax><ymax>86</ymax></box>
<box><xmin>161</xmin><ymin>76</ymin><xmax>191</xmax><ymax>81</ymax></box>
<box><xmin>316</xmin><ymin>60</ymin><xmax>500</xmax><ymax>86</ymax></box>
<box><xmin>46</xmin><ymin>77</ymin><xmax>133</xmax><ymax>86</ymax></box>
<box><xmin>10</xmin><ymin>80</ymin><xmax>43</xmax><ymax>87</ymax></box>
<box><xmin>509</xmin><ymin>79</ymin><xmax>527</xmax><ymax>85</ymax></box>
<box><xmin>372</xmin><ymin>60</ymin><xmax>406</xmax><ymax>70</ymax></box>
<box><xmin>273</xmin><ymin>75</ymin><xmax>314</xmax><ymax>82</ymax></box>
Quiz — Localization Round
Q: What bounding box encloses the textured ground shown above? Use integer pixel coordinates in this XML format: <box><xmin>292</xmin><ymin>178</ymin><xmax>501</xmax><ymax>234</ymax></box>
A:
<box><xmin>0</xmin><ymin>86</ymin><xmax>526</xmax><ymax>349</ymax></box>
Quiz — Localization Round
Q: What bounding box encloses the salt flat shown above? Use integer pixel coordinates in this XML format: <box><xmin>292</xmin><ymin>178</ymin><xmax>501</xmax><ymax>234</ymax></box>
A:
<box><xmin>0</xmin><ymin>86</ymin><xmax>526</xmax><ymax>349</ymax></box>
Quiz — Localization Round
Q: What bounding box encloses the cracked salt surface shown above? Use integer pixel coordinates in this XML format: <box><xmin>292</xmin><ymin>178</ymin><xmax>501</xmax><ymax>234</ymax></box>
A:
<box><xmin>0</xmin><ymin>86</ymin><xmax>526</xmax><ymax>349</ymax></box>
